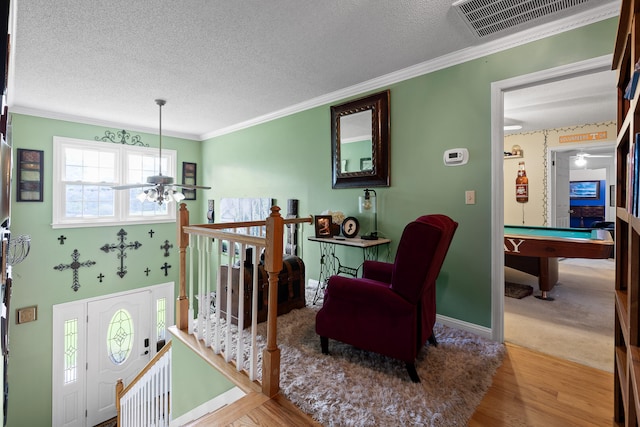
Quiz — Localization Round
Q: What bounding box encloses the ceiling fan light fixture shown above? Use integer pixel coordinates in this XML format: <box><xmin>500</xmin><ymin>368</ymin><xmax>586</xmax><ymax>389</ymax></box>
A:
<box><xmin>113</xmin><ymin>99</ymin><xmax>211</xmax><ymax>203</ymax></box>
<box><xmin>504</xmin><ymin>124</ymin><xmax>523</xmax><ymax>131</ymax></box>
<box><xmin>574</xmin><ymin>155</ymin><xmax>587</xmax><ymax>167</ymax></box>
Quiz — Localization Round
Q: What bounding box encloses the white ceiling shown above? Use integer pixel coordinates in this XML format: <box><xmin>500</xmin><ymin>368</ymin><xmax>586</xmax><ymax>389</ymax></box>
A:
<box><xmin>504</xmin><ymin>70</ymin><xmax>617</xmax><ymax>135</ymax></box>
<box><xmin>7</xmin><ymin>0</ymin><xmax>620</xmax><ymax>140</ymax></box>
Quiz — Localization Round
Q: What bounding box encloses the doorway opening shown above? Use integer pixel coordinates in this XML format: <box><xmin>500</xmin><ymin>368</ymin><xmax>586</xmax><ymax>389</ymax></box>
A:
<box><xmin>492</xmin><ymin>55</ymin><xmax>616</xmax><ymax>371</ymax></box>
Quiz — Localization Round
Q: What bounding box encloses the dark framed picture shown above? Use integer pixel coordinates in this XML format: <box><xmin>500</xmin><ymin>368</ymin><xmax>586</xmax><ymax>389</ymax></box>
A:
<box><xmin>314</xmin><ymin>215</ymin><xmax>332</xmax><ymax>238</ymax></box>
<box><xmin>182</xmin><ymin>162</ymin><xmax>197</xmax><ymax>200</ymax></box>
<box><xmin>17</xmin><ymin>149</ymin><xmax>44</xmax><ymax>202</ymax></box>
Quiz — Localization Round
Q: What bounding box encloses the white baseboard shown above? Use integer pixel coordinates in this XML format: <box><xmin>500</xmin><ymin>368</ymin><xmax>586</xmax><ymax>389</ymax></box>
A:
<box><xmin>170</xmin><ymin>386</ymin><xmax>245</xmax><ymax>426</ymax></box>
<box><xmin>436</xmin><ymin>314</ymin><xmax>493</xmax><ymax>340</ymax></box>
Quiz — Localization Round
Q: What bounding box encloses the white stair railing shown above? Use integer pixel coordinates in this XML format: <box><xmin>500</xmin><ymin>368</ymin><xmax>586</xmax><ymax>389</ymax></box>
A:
<box><xmin>176</xmin><ymin>204</ymin><xmax>311</xmax><ymax>397</ymax></box>
<box><xmin>116</xmin><ymin>342</ymin><xmax>172</xmax><ymax>427</ymax></box>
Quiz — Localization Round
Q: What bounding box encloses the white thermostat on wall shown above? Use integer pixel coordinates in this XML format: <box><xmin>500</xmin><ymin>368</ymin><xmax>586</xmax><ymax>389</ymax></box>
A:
<box><xmin>443</xmin><ymin>148</ymin><xmax>469</xmax><ymax>166</ymax></box>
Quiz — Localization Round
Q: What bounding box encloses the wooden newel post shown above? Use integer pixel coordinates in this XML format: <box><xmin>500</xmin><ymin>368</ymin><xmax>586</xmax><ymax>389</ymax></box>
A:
<box><xmin>115</xmin><ymin>378</ymin><xmax>123</xmax><ymax>427</ymax></box>
<box><xmin>177</xmin><ymin>203</ymin><xmax>189</xmax><ymax>331</ymax></box>
<box><xmin>262</xmin><ymin>206</ymin><xmax>284</xmax><ymax>397</ymax></box>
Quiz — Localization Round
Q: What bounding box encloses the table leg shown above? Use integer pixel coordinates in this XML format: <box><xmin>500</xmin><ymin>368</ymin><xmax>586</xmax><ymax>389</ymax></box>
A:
<box><xmin>313</xmin><ymin>242</ymin><xmax>336</xmax><ymax>304</ymax></box>
<box><xmin>534</xmin><ymin>257</ymin><xmax>558</xmax><ymax>301</ymax></box>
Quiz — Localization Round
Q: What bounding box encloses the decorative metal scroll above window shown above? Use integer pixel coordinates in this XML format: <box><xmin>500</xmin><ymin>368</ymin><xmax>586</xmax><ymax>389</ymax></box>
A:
<box><xmin>95</xmin><ymin>129</ymin><xmax>148</xmax><ymax>147</ymax></box>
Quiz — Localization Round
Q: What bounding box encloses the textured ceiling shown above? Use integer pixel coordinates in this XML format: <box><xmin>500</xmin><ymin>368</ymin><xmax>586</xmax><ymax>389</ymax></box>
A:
<box><xmin>8</xmin><ymin>0</ymin><xmax>620</xmax><ymax>140</ymax></box>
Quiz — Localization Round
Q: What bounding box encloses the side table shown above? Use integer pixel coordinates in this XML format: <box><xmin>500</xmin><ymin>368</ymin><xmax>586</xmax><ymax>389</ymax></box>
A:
<box><xmin>308</xmin><ymin>236</ymin><xmax>391</xmax><ymax>304</ymax></box>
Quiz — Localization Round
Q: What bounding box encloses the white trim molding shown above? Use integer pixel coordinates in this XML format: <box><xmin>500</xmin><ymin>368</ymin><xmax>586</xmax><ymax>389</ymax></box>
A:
<box><xmin>202</xmin><ymin>3</ymin><xmax>618</xmax><ymax>140</ymax></box>
<box><xmin>490</xmin><ymin>55</ymin><xmax>613</xmax><ymax>342</ymax></box>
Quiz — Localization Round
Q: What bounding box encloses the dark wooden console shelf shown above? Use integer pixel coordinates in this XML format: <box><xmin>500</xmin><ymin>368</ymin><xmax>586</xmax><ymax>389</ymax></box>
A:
<box><xmin>613</xmin><ymin>1</ymin><xmax>640</xmax><ymax>424</ymax></box>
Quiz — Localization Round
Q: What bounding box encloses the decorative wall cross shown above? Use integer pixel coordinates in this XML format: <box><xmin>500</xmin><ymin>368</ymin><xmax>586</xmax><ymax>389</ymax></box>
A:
<box><xmin>161</xmin><ymin>262</ymin><xmax>171</xmax><ymax>276</ymax></box>
<box><xmin>148</xmin><ymin>229</ymin><xmax>155</xmax><ymax>238</ymax></box>
<box><xmin>100</xmin><ymin>228</ymin><xmax>142</xmax><ymax>278</ymax></box>
<box><xmin>53</xmin><ymin>249</ymin><xmax>96</xmax><ymax>292</ymax></box>
<box><xmin>58</xmin><ymin>235</ymin><xmax>66</xmax><ymax>245</ymax></box>
<box><xmin>160</xmin><ymin>240</ymin><xmax>173</xmax><ymax>257</ymax></box>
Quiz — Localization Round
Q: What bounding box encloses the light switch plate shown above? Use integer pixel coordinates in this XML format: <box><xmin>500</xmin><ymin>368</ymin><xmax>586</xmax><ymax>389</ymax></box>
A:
<box><xmin>465</xmin><ymin>190</ymin><xmax>476</xmax><ymax>205</ymax></box>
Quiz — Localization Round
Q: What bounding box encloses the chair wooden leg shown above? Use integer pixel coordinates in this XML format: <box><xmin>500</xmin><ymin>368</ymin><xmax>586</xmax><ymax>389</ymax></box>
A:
<box><xmin>320</xmin><ymin>336</ymin><xmax>329</xmax><ymax>354</ymax></box>
<box><xmin>406</xmin><ymin>363</ymin><xmax>420</xmax><ymax>383</ymax></box>
<box><xmin>428</xmin><ymin>332</ymin><xmax>438</xmax><ymax>347</ymax></box>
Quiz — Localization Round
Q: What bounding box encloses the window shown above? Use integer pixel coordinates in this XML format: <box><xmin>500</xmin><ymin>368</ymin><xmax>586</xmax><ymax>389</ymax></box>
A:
<box><xmin>53</xmin><ymin>136</ymin><xmax>178</xmax><ymax>227</ymax></box>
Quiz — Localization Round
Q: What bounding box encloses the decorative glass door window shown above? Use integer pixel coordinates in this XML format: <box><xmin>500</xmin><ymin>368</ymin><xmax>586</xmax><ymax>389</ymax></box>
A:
<box><xmin>107</xmin><ymin>309</ymin><xmax>133</xmax><ymax>365</ymax></box>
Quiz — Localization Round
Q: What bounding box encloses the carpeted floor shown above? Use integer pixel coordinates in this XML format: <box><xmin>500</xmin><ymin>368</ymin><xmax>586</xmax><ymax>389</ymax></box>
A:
<box><xmin>504</xmin><ymin>257</ymin><xmax>614</xmax><ymax>372</ymax></box>
<box><xmin>217</xmin><ymin>288</ymin><xmax>506</xmax><ymax>426</ymax></box>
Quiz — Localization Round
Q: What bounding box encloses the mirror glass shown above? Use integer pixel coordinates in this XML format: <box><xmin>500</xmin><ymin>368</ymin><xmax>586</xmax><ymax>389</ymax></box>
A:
<box><xmin>339</xmin><ymin>111</ymin><xmax>372</xmax><ymax>173</ymax></box>
<box><xmin>331</xmin><ymin>90</ymin><xmax>390</xmax><ymax>188</ymax></box>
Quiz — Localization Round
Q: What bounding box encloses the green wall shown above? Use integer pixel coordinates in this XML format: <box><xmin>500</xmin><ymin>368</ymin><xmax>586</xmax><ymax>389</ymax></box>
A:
<box><xmin>171</xmin><ymin>339</ymin><xmax>235</xmax><ymax>420</ymax></box>
<box><xmin>2</xmin><ymin>16</ymin><xmax>617</xmax><ymax>426</ymax></box>
<box><xmin>201</xmin><ymin>18</ymin><xmax>617</xmax><ymax>326</ymax></box>
<box><xmin>7</xmin><ymin>115</ymin><xmax>205</xmax><ymax>426</ymax></box>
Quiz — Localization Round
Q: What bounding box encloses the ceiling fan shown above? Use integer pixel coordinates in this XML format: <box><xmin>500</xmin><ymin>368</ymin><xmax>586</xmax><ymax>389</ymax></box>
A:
<box><xmin>570</xmin><ymin>151</ymin><xmax>613</xmax><ymax>167</ymax></box>
<box><xmin>112</xmin><ymin>99</ymin><xmax>211</xmax><ymax>205</ymax></box>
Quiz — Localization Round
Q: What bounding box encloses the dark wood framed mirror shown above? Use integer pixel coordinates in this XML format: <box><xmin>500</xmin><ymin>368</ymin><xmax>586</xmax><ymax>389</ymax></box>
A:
<box><xmin>331</xmin><ymin>90</ymin><xmax>390</xmax><ymax>189</ymax></box>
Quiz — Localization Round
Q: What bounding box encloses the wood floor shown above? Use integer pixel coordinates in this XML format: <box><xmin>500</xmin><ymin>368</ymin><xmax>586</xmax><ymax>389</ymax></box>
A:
<box><xmin>188</xmin><ymin>342</ymin><xmax>613</xmax><ymax>426</ymax></box>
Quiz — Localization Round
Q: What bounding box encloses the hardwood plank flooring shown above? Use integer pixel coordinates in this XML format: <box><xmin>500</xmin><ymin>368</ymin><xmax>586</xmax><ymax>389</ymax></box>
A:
<box><xmin>185</xmin><ymin>343</ymin><xmax>613</xmax><ymax>426</ymax></box>
<box><xmin>469</xmin><ymin>343</ymin><xmax>613</xmax><ymax>427</ymax></box>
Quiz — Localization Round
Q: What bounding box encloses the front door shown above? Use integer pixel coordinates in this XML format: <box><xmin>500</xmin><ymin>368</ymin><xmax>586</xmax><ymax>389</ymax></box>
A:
<box><xmin>86</xmin><ymin>290</ymin><xmax>152</xmax><ymax>425</ymax></box>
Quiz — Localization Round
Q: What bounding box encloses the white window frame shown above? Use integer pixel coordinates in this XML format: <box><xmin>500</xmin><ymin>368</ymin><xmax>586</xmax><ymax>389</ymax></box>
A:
<box><xmin>52</xmin><ymin>136</ymin><xmax>178</xmax><ymax>228</ymax></box>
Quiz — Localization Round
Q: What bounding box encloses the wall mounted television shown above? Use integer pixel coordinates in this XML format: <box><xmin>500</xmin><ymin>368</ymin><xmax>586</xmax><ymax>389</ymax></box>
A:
<box><xmin>569</xmin><ymin>180</ymin><xmax>600</xmax><ymax>200</ymax></box>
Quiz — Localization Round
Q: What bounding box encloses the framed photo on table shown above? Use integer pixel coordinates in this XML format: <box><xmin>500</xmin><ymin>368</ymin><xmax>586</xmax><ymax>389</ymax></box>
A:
<box><xmin>182</xmin><ymin>162</ymin><xmax>197</xmax><ymax>200</ymax></box>
<box><xmin>314</xmin><ymin>215</ymin><xmax>332</xmax><ymax>238</ymax></box>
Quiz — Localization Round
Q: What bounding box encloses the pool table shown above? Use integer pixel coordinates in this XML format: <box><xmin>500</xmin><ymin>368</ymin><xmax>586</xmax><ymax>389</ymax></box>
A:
<box><xmin>504</xmin><ymin>225</ymin><xmax>613</xmax><ymax>300</ymax></box>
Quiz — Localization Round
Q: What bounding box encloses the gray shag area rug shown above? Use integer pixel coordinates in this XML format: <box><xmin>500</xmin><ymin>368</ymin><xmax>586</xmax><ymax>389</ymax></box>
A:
<box><xmin>248</xmin><ymin>298</ymin><xmax>505</xmax><ymax>427</ymax></box>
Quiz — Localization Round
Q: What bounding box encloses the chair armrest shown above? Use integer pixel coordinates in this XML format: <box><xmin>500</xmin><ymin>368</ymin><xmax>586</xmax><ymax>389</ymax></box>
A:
<box><xmin>362</xmin><ymin>260</ymin><xmax>393</xmax><ymax>283</ymax></box>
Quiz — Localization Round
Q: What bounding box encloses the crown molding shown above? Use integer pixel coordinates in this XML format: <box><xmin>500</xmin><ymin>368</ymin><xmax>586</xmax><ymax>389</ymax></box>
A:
<box><xmin>9</xmin><ymin>3</ymin><xmax>619</xmax><ymax>142</ymax></box>
<box><xmin>8</xmin><ymin>105</ymin><xmax>200</xmax><ymax>141</ymax></box>
<box><xmin>202</xmin><ymin>2</ymin><xmax>619</xmax><ymax>140</ymax></box>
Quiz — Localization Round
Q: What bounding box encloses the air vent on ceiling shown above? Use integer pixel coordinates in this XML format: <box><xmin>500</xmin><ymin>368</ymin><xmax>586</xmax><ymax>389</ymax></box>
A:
<box><xmin>453</xmin><ymin>0</ymin><xmax>593</xmax><ymax>38</ymax></box>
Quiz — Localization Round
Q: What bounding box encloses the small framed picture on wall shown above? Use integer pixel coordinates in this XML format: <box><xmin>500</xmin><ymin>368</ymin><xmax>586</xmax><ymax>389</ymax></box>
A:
<box><xmin>182</xmin><ymin>162</ymin><xmax>197</xmax><ymax>200</ymax></box>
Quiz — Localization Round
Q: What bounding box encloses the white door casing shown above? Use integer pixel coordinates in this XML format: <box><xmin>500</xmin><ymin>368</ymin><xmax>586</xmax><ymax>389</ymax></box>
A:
<box><xmin>491</xmin><ymin>55</ymin><xmax>613</xmax><ymax>342</ymax></box>
<box><xmin>553</xmin><ymin>150</ymin><xmax>571</xmax><ymax>228</ymax></box>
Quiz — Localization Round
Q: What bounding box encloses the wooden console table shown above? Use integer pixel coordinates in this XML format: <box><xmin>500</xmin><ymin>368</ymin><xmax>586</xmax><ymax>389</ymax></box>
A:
<box><xmin>308</xmin><ymin>236</ymin><xmax>391</xmax><ymax>304</ymax></box>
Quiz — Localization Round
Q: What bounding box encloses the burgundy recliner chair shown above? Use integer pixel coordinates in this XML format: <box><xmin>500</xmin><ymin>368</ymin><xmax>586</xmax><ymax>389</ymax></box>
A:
<box><xmin>315</xmin><ymin>214</ymin><xmax>458</xmax><ymax>382</ymax></box>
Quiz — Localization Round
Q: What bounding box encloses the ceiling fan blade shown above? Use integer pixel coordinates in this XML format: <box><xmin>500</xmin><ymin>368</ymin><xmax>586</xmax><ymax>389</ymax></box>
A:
<box><xmin>111</xmin><ymin>183</ymin><xmax>154</xmax><ymax>190</ymax></box>
<box><xmin>173</xmin><ymin>184</ymin><xmax>212</xmax><ymax>190</ymax></box>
